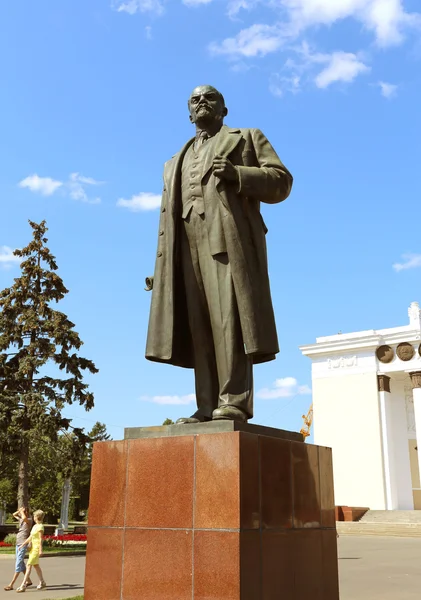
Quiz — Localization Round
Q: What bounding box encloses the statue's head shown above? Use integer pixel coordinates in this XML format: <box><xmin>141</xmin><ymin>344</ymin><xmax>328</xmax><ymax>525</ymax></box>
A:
<box><xmin>188</xmin><ymin>85</ymin><xmax>228</xmax><ymax>126</ymax></box>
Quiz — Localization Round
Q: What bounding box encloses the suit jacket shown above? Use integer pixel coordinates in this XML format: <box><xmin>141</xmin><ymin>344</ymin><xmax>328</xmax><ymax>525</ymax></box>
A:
<box><xmin>145</xmin><ymin>125</ymin><xmax>293</xmax><ymax>368</ymax></box>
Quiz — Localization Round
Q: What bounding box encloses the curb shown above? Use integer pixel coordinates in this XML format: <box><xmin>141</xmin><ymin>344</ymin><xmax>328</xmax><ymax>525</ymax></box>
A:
<box><xmin>39</xmin><ymin>551</ymin><xmax>87</xmax><ymax>558</ymax></box>
<box><xmin>0</xmin><ymin>551</ymin><xmax>86</xmax><ymax>559</ymax></box>
<box><xmin>336</xmin><ymin>522</ymin><xmax>421</xmax><ymax>538</ymax></box>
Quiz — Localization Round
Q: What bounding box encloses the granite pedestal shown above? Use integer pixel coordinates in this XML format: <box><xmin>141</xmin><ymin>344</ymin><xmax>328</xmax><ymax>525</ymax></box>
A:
<box><xmin>84</xmin><ymin>422</ymin><xmax>339</xmax><ymax>600</ymax></box>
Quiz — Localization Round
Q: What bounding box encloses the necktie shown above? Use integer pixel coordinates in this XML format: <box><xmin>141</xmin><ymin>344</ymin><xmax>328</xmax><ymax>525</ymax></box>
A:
<box><xmin>199</xmin><ymin>131</ymin><xmax>209</xmax><ymax>145</ymax></box>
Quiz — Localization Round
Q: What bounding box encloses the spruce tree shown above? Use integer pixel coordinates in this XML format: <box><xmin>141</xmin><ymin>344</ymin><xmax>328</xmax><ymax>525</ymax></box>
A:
<box><xmin>0</xmin><ymin>220</ymin><xmax>98</xmax><ymax>508</ymax></box>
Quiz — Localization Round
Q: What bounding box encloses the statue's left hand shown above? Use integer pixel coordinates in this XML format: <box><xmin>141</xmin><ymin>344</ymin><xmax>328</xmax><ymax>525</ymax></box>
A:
<box><xmin>212</xmin><ymin>155</ymin><xmax>239</xmax><ymax>184</ymax></box>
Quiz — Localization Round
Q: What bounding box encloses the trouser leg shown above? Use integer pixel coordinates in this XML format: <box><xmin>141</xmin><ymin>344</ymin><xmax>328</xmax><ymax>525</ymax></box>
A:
<box><xmin>183</xmin><ymin>211</ymin><xmax>253</xmax><ymax>419</ymax></box>
<box><xmin>182</xmin><ymin>214</ymin><xmax>219</xmax><ymax>418</ymax></box>
<box><xmin>200</xmin><ymin>250</ymin><xmax>253</xmax><ymax>419</ymax></box>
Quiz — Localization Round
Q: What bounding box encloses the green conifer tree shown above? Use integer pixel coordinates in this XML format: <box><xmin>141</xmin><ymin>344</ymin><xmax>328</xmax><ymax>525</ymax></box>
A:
<box><xmin>0</xmin><ymin>220</ymin><xmax>98</xmax><ymax>507</ymax></box>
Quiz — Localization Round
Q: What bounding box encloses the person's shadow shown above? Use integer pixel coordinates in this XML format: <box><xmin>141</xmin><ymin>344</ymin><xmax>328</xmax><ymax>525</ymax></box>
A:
<box><xmin>37</xmin><ymin>583</ymin><xmax>83</xmax><ymax>591</ymax></box>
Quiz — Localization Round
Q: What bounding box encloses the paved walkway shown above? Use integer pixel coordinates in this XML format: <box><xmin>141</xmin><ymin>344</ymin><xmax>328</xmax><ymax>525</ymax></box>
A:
<box><xmin>339</xmin><ymin>536</ymin><xmax>421</xmax><ymax>600</ymax></box>
<box><xmin>0</xmin><ymin>556</ymin><xmax>84</xmax><ymax>599</ymax></box>
<box><xmin>0</xmin><ymin>536</ymin><xmax>421</xmax><ymax>599</ymax></box>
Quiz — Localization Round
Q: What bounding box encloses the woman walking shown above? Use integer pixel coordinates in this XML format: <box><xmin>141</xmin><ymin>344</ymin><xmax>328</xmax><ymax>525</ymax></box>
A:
<box><xmin>16</xmin><ymin>510</ymin><xmax>47</xmax><ymax>593</ymax></box>
<box><xmin>3</xmin><ymin>507</ymin><xmax>33</xmax><ymax>592</ymax></box>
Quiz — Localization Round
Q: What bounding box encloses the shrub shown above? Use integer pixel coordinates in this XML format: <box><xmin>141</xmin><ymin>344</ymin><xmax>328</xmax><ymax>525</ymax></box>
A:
<box><xmin>4</xmin><ymin>534</ymin><xmax>17</xmax><ymax>546</ymax></box>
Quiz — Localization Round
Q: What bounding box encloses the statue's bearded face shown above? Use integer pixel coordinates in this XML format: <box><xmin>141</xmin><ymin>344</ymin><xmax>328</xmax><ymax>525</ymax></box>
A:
<box><xmin>188</xmin><ymin>85</ymin><xmax>226</xmax><ymax>125</ymax></box>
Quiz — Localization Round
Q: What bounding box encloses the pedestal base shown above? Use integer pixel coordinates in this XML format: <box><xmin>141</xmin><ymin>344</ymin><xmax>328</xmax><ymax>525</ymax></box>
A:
<box><xmin>85</xmin><ymin>422</ymin><xmax>339</xmax><ymax>599</ymax></box>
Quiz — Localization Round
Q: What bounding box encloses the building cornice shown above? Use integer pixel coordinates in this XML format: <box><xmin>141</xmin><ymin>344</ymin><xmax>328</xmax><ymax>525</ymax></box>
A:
<box><xmin>300</xmin><ymin>328</ymin><xmax>421</xmax><ymax>359</ymax></box>
<box><xmin>300</xmin><ymin>337</ymin><xmax>380</xmax><ymax>358</ymax></box>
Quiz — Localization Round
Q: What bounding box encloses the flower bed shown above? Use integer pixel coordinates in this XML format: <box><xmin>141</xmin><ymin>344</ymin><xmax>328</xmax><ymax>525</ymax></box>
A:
<box><xmin>44</xmin><ymin>534</ymin><xmax>87</xmax><ymax>547</ymax></box>
<box><xmin>0</xmin><ymin>541</ymin><xmax>12</xmax><ymax>547</ymax></box>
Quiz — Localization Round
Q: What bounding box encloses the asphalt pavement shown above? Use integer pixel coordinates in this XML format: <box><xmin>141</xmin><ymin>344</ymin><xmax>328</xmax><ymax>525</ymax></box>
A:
<box><xmin>0</xmin><ymin>536</ymin><xmax>420</xmax><ymax>599</ymax></box>
<box><xmin>0</xmin><ymin>556</ymin><xmax>84</xmax><ymax>599</ymax></box>
<box><xmin>339</xmin><ymin>535</ymin><xmax>421</xmax><ymax>600</ymax></box>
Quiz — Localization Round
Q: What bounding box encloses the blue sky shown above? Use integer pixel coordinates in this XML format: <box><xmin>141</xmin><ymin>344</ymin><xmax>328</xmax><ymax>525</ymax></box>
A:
<box><xmin>1</xmin><ymin>0</ymin><xmax>420</xmax><ymax>440</ymax></box>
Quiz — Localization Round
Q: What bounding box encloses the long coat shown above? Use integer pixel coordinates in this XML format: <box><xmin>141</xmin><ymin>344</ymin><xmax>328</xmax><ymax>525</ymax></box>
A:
<box><xmin>145</xmin><ymin>126</ymin><xmax>293</xmax><ymax>368</ymax></box>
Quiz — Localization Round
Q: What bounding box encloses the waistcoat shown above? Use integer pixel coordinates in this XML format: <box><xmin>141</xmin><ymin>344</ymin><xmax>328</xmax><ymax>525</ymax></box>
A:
<box><xmin>180</xmin><ymin>134</ymin><xmax>227</xmax><ymax>255</ymax></box>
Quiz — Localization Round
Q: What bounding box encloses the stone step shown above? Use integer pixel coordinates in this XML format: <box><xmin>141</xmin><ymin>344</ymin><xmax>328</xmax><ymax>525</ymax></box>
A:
<box><xmin>359</xmin><ymin>510</ymin><xmax>421</xmax><ymax>524</ymax></box>
<box><xmin>337</xmin><ymin>522</ymin><xmax>421</xmax><ymax>537</ymax></box>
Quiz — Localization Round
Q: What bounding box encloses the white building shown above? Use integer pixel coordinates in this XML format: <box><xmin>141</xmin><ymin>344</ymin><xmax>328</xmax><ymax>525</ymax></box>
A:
<box><xmin>300</xmin><ymin>302</ymin><xmax>421</xmax><ymax>511</ymax></box>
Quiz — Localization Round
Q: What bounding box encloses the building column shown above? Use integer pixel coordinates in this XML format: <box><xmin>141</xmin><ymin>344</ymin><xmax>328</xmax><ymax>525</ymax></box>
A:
<box><xmin>378</xmin><ymin>374</ymin><xmax>395</xmax><ymax>509</ymax></box>
<box><xmin>410</xmin><ymin>372</ymin><xmax>421</xmax><ymax>488</ymax></box>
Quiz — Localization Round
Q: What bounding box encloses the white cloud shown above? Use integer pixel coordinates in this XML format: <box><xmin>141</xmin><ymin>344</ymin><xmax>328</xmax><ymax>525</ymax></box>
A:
<box><xmin>19</xmin><ymin>172</ymin><xmax>103</xmax><ymax>204</ymax></box>
<box><xmin>257</xmin><ymin>377</ymin><xmax>312</xmax><ymax>400</ymax></box>
<box><xmin>269</xmin><ymin>73</ymin><xmax>301</xmax><ymax>97</ymax></box>
<box><xmin>209</xmin><ymin>24</ymin><xmax>286</xmax><ymax>57</ymax></box>
<box><xmin>141</xmin><ymin>393</ymin><xmax>196</xmax><ymax>405</ymax></box>
<box><xmin>269</xmin><ymin>43</ymin><xmax>369</xmax><ymax>96</ymax></box>
<box><xmin>273</xmin><ymin>0</ymin><xmax>418</xmax><ymax>47</ymax></box>
<box><xmin>393</xmin><ymin>254</ymin><xmax>421</xmax><ymax>272</ymax></box>
<box><xmin>227</xmin><ymin>0</ymin><xmax>259</xmax><ymax>18</ymax></box>
<box><xmin>184</xmin><ymin>0</ymin><xmax>213</xmax><ymax>6</ymax></box>
<box><xmin>117</xmin><ymin>192</ymin><xmax>162</xmax><ymax>212</ymax></box>
<box><xmin>230</xmin><ymin>61</ymin><xmax>253</xmax><ymax>73</ymax></box>
<box><xmin>363</xmin><ymin>0</ymin><xmax>414</xmax><ymax>46</ymax></box>
<box><xmin>67</xmin><ymin>173</ymin><xmax>103</xmax><ymax>204</ymax></box>
<box><xmin>71</xmin><ymin>174</ymin><xmax>102</xmax><ymax>186</ymax></box>
<box><xmin>211</xmin><ymin>29</ymin><xmax>369</xmax><ymax>95</ymax></box>
<box><xmin>378</xmin><ymin>80</ymin><xmax>398</xmax><ymax>97</ymax></box>
<box><xmin>201</xmin><ymin>0</ymin><xmax>421</xmax><ymax>46</ymax></box>
<box><xmin>209</xmin><ymin>0</ymin><xmax>420</xmax><ymax>86</ymax></box>
<box><xmin>0</xmin><ymin>246</ymin><xmax>21</xmax><ymax>270</ymax></box>
<box><xmin>113</xmin><ymin>0</ymin><xmax>164</xmax><ymax>15</ymax></box>
<box><xmin>314</xmin><ymin>51</ymin><xmax>370</xmax><ymax>88</ymax></box>
<box><xmin>19</xmin><ymin>174</ymin><xmax>63</xmax><ymax>196</ymax></box>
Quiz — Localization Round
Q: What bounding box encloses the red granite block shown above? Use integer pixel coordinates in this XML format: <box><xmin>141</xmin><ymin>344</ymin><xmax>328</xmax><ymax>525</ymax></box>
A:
<box><xmin>195</xmin><ymin>432</ymin><xmax>240</xmax><ymax>529</ymax></box>
<box><xmin>122</xmin><ymin>529</ymin><xmax>193</xmax><ymax>600</ymax></box>
<box><xmin>292</xmin><ymin>530</ymin><xmax>323</xmax><ymax>600</ymax></box>
<box><xmin>125</xmin><ymin>436</ymin><xmax>195</xmax><ymax>529</ymax></box>
<box><xmin>84</xmin><ymin>528</ymin><xmax>123</xmax><ymax>600</ymax></box>
<box><xmin>88</xmin><ymin>441</ymin><xmax>128</xmax><ymax>528</ymax></box>
<box><xmin>85</xmin><ymin>429</ymin><xmax>339</xmax><ymax>600</ymax></box>
<box><xmin>240</xmin><ymin>433</ymin><xmax>260</xmax><ymax>529</ymax></box>
<box><xmin>261</xmin><ymin>530</ymin><xmax>293</xmax><ymax>600</ymax></box>
<box><xmin>319</xmin><ymin>446</ymin><xmax>336</xmax><ymax>528</ymax></box>
<box><xmin>343</xmin><ymin>506</ymin><xmax>353</xmax><ymax>521</ymax></box>
<box><xmin>342</xmin><ymin>506</ymin><xmax>369</xmax><ymax>522</ymax></box>
<box><xmin>322</xmin><ymin>529</ymin><xmax>340</xmax><ymax>600</ymax></box>
<box><xmin>260</xmin><ymin>436</ymin><xmax>293</xmax><ymax>529</ymax></box>
<box><xmin>292</xmin><ymin>441</ymin><xmax>321</xmax><ymax>528</ymax></box>
<box><xmin>240</xmin><ymin>531</ymin><xmax>261</xmax><ymax>600</ymax></box>
<box><xmin>194</xmin><ymin>531</ymin><xmax>240</xmax><ymax>600</ymax></box>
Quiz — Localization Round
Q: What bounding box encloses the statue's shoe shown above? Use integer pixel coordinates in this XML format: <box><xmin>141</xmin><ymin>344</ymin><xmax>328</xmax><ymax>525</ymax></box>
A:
<box><xmin>176</xmin><ymin>417</ymin><xmax>201</xmax><ymax>424</ymax></box>
<box><xmin>212</xmin><ymin>406</ymin><xmax>248</xmax><ymax>422</ymax></box>
<box><xmin>176</xmin><ymin>412</ymin><xmax>212</xmax><ymax>425</ymax></box>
